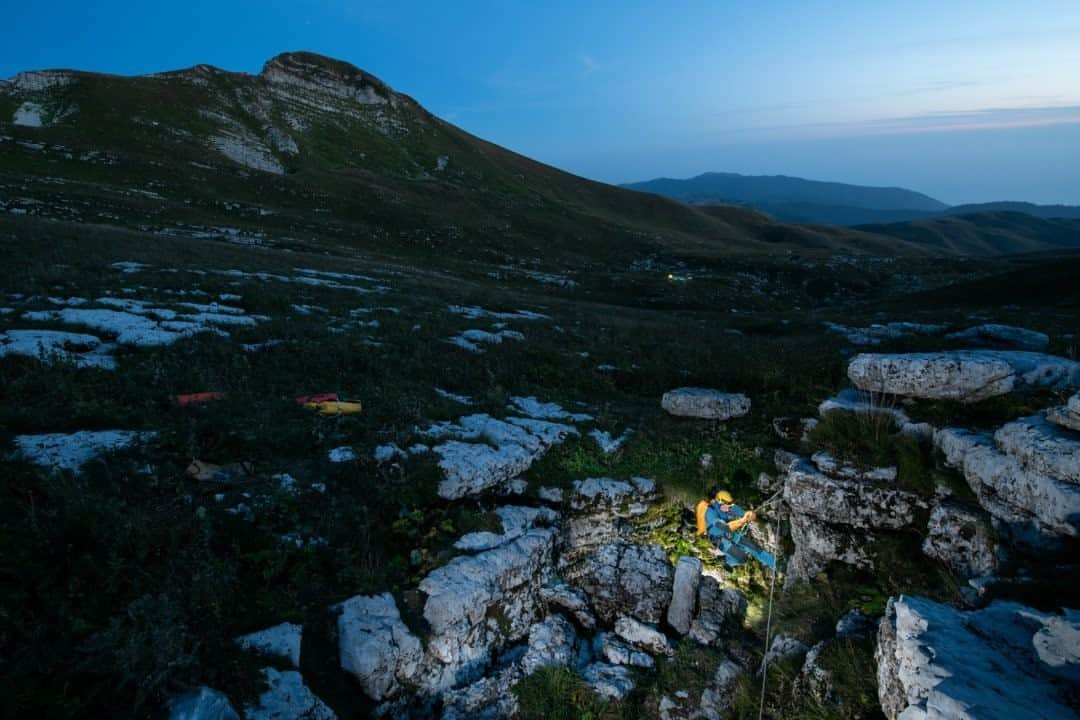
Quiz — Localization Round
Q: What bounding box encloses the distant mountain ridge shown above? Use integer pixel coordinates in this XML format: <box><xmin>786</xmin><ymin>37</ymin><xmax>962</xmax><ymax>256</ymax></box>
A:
<box><xmin>623</xmin><ymin>171</ymin><xmax>1080</xmax><ymax>226</ymax></box>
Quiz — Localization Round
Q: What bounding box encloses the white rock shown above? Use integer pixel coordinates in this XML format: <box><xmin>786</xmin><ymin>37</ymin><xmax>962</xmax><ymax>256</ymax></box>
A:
<box><xmin>236</xmin><ymin>622</ymin><xmax>302</xmax><ymax>668</ymax></box>
<box><xmin>521</xmin><ymin>614</ymin><xmax>580</xmax><ymax>676</ymax></box>
<box><xmin>336</xmin><ymin>593</ymin><xmax>422</xmax><ymax>701</ymax></box>
<box><xmin>589</xmin><ymin>429</ymin><xmax>631</xmax><ymax>454</ymax></box>
<box><xmin>697</xmin><ymin>659</ymin><xmax>744</xmax><ymax>720</ymax></box>
<box><xmin>994</xmin><ymin>414</ymin><xmax>1080</xmax><ymax>484</ymax></box>
<box><xmin>13</xmin><ymin>101</ymin><xmax>45</xmax><ymax>127</ymax></box>
<box><xmin>327</xmin><ymin>446</ymin><xmax>357</xmax><ymax>463</ymax></box>
<box><xmin>782</xmin><ymin>457</ymin><xmax>926</xmax><ymax>530</ymax></box>
<box><xmin>454</xmin><ymin>505</ymin><xmax>558</xmax><ymax>552</ymax></box>
<box><xmin>168</xmin><ymin>687</ymin><xmax>240</xmax><ymax>720</ymax></box>
<box><xmin>848</xmin><ymin>351</ymin><xmax>1080</xmax><ymax>402</ymax></box>
<box><xmin>946</xmin><ymin>324</ymin><xmax>1050</xmax><ymax>351</ymax></box>
<box><xmin>594</xmin><ymin>633</ymin><xmax>654</xmax><ymax>668</ymax></box>
<box><xmin>419</xmin><ymin>528</ymin><xmax>556</xmax><ymax>691</ymax></box>
<box><xmin>0</xmin><ymin>328</ymin><xmax>116</xmax><ymax>369</ymax></box>
<box><xmin>569</xmin><ymin>477</ymin><xmax>657</xmax><ymax>516</ymax></box>
<box><xmin>933</xmin><ymin>427</ymin><xmax>993</xmax><ymax>469</ymax></box>
<box><xmin>818</xmin><ymin>388</ymin><xmax>911</xmax><ymax>427</ymax></box>
<box><xmin>688</xmin><ymin>575</ymin><xmax>747</xmax><ymax>646</ymax></box>
<box><xmin>580</xmin><ymin>663</ymin><xmax>635</xmax><ymax>700</ymax></box>
<box><xmin>13</xmin><ymin>430</ymin><xmax>154</xmax><ymax>473</ymax></box>
<box><xmin>1046</xmin><ymin>393</ymin><xmax>1080</xmax><ymax>432</ymax></box>
<box><xmin>876</xmin><ymin>596</ymin><xmax>1078</xmax><ymax>720</ymax></box>
<box><xmin>244</xmin><ymin>668</ymin><xmax>335</xmax><ymax>720</ymax></box>
<box><xmin>509</xmin><ymin>396</ymin><xmax>592</xmax><ymax>422</ymax></box>
<box><xmin>921</xmin><ymin>502</ymin><xmax>1000</xmax><ymax>579</ymax></box>
<box><xmin>564</xmin><ymin>542</ymin><xmax>673</xmax><ymax>625</ymax></box>
<box><xmin>434</xmin><ymin>388</ymin><xmax>474</xmax><ymax>405</ymax></box>
<box><xmin>423</xmin><ymin>414</ymin><xmax>576</xmax><ymax>499</ymax></box>
<box><xmin>373</xmin><ymin>443</ymin><xmax>406</xmax><ymax>463</ymax></box>
<box><xmin>661</xmin><ymin>388</ymin><xmax>750</xmax><ymax>420</ymax></box>
<box><xmin>824</xmin><ymin>321</ymin><xmax>945</xmax><ymax>346</ymax></box>
<box><xmin>785</xmin><ymin>513</ymin><xmax>874</xmax><ymax>585</ymax></box>
<box><xmin>667</xmin><ymin>556</ymin><xmax>702</xmax><ymax>635</ymax></box>
<box><xmin>540</xmin><ymin>582</ymin><xmax>597</xmax><ymax>631</ymax></box>
<box><xmin>614</xmin><ymin>616</ymin><xmax>675</xmax><ymax>656</ymax></box>
<box><xmin>811</xmin><ymin>451</ymin><xmax>897</xmax><ymax>482</ymax></box>
<box><xmin>762</xmin><ymin>634</ymin><xmax>809</xmax><ymax>672</ymax></box>
<box><xmin>537</xmin><ymin>486</ymin><xmax>564</xmax><ymax>503</ymax></box>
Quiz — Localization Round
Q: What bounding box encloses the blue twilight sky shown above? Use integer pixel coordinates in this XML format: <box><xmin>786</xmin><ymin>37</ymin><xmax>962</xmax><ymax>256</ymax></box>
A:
<box><xmin>4</xmin><ymin>1</ymin><xmax>1080</xmax><ymax>204</ymax></box>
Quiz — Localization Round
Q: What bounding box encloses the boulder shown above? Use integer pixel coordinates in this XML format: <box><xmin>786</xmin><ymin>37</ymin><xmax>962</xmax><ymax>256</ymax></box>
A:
<box><xmin>782</xmin><ymin>457</ymin><xmax>926</xmax><ymax>530</ymax></box>
<box><xmin>933</xmin><ymin>427</ymin><xmax>994</xmax><ymax>470</ymax></box>
<box><xmin>1047</xmin><ymin>392</ymin><xmax>1080</xmax><ymax>432</ymax></box>
<box><xmin>946</xmin><ymin>324</ymin><xmax>1050</xmax><ymax>352</ymax></box>
<box><xmin>848</xmin><ymin>351</ymin><xmax>1080</xmax><ymax>403</ymax></box>
<box><xmin>439</xmin><ymin>664</ymin><xmax>521</xmax><ymax>720</ymax></box>
<box><xmin>835</xmin><ymin>609</ymin><xmax>874</xmax><ymax>639</ymax></box>
<box><xmin>785</xmin><ymin>513</ymin><xmax>874</xmax><ymax>585</ymax></box>
<box><xmin>661</xmin><ymin>388</ymin><xmax>751</xmax><ymax>420</ymax></box>
<box><xmin>235</xmin><ymin>622</ymin><xmax>302</xmax><ymax>668</ymax></box>
<box><xmin>994</xmin><ymin>415</ymin><xmax>1080</xmax><ymax>485</ymax></box>
<box><xmin>580</xmin><ymin>663</ymin><xmax>635</xmax><ymax>700</ymax></box>
<box><xmin>563</xmin><ymin>477</ymin><xmax>658</xmax><ymax>551</ymax></box>
<box><xmin>817</xmin><ymin>388</ymin><xmax>911</xmax><ymax>428</ymax></box>
<box><xmin>564</xmin><ymin>542</ymin><xmax>674</xmax><ymax>625</ymax></box>
<box><xmin>688</xmin><ymin>574</ymin><xmax>747</xmax><ymax>646</ymax></box>
<box><xmin>963</xmin><ymin>440</ymin><xmax>1080</xmax><ymax>538</ymax></box>
<box><xmin>614</xmin><ymin>616</ymin><xmax>675</xmax><ymax>656</ymax></box>
<box><xmin>539</xmin><ymin>582</ymin><xmax>597</xmax><ymax>631</ymax></box>
<box><xmin>697</xmin><ymin>659</ymin><xmax>745</xmax><ymax>720</ymax></box>
<box><xmin>667</xmin><ymin>556</ymin><xmax>703</xmax><ymax>635</ymax></box>
<box><xmin>521</xmin><ymin>614</ymin><xmax>582</xmax><ymax>676</ymax></box>
<box><xmin>454</xmin><ymin>506</ymin><xmax>558</xmax><ymax>552</ymax></box>
<box><xmin>336</xmin><ymin>593</ymin><xmax>422</xmax><ymax>701</ymax></box>
<box><xmin>420</xmin><ymin>414</ymin><xmax>577</xmax><ymax>499</ymax></box>
<box><xmin>762</xmin><ymin>634</ymin><xmax>809</xmax><ymax>672</ymax></box>
<box><xmin>811</xmin><ymin>451</ymin><xmax>897</xmax><ymax>482</ymax></box>
<box><xmin>876</xmin><ymin>595</ymin><xmax>1079</xmax><ymax>720</ymax></box>
<box><xmin>921</xmin><ymin>502</ymin><xmax>1001</xmax><ymax>579</ymax></box>
<box><xmin>167</xmin><ymin>687</ymin><xmax>240</xmax><ymax>720</ymax></box>
<box><xmin>594</xmin><ymin>633</ymin><xmax>655</xmax><ymax>668</ymax></box>
<box><xmin>418</xmin><ymin>528</ymin><xmax>556</xmax><ymax>691</ymax></box>
<box><xmin>245</xmin><ymin>668</ymin><xmax>336</xmax><ymax>720</ymax></box>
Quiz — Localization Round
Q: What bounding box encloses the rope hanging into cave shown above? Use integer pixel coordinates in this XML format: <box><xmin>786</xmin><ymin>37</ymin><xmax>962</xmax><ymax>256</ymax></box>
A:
<box><xmin>758</xmin><ymin>509</ymin><xmax>782</xmax><ymax>720</ymax></box>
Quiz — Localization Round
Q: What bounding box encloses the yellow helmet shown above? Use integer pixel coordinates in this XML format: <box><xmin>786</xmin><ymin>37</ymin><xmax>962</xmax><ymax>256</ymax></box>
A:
<box><xmin>714</xmin><ymin>490</ymin><xmax>733</xmax><ymax>504</ymax></box>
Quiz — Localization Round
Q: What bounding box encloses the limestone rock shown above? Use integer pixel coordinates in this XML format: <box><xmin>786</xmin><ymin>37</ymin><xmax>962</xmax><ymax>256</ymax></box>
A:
<box><xmin>661</xmin><ymin>388</ymin><xmax>751</xmax><ymax>420</ymax></box>
<box><xmin>580</xmin><ymin>663</ymin><xmax>635</xmax><ymax>700</ymax></box>
<box><xmin>419</xmin><ymin>528</ymin><xmax>556</xmax><ymax>691</ymax></box>
<box><xmin>245</xmin><ymin>668</ymin><xmax>336</xmax><ymax>720</ymax></box>
<box><xmin>811</xmin><ymin>451</ymin><xmax>897</xmax><ymax>482</ymax></box>
<box><xmin>817</xmin><ymin>388</ymin><xmax>911</xmax><ymax>428</ymax></box>
<box><xmin>563</xmin><ymin>479</ymin><xmax>659</xmax><ymax>559</ymax></box>
<box><xmin>1046</xmin><ymin>392</ymin><xmax>1080</xmax><ymax>432</ymax></box>
<box><xmin>521</xmin><ymin>614</ymin><xmax>581</xmax><ymax>676</ymax></box>
<box><xmin>783</xmin><ymin>457</ymin><xmax>926</xmax><ymax>530</ymax></box>
<box><xmin>439</xmin><ymin>664</ymin><xmax>521</xmax><ymax>720</ymax></box>
<box><xmin>933</xmin><ymin>427</ymin><xmax>994</xmax><ymax>470</ymax></box>
<box><xmin>835</xmin><ymin>609</ymin><xmax>874</xmax><ymax>639</ymax></box>
<box><xmin>921</xmin><ymin>502</ymin><xmax>1000</xmax><ymax>579</ymax></box>
<box><xmin>697</xmin><ymin>659</ymin><xmax>745</xmax><ymax>720</ymax></box>
<box><xmin>876</xmin><ymin>595</ymin><xmax>1078</xmax><ymax>720</ymax></box>
<box><xmin>688</xmin><ymin>574</ymin><xmax>747</xmax><ymax>646</ymax></box>
<box><xmin>594</xmin><ymin>632</ymin><xmax>654</xmax><ymax>668</ymax></box>
<box><xmin>336</xmin><ymin>593</ymin><xmax>422</xmax><ymax>701</ymax></box>
<box><xmin>540</xmin><ymin>582</ymin><xmax>597</xmax><ymax>631</ymax></box>
<box><xmin>564</xmin><ymin>542</ymin><xmax>674</xmax><ymax>625</ymax></box>
<box><xmin>762</xmin><ymin>634</ymin><xmax>809</xmax><ymax>672</ymax></box>
<box><xmin>946</xmin><ymin>324</ymin><xmax>1050</xmax><ymax>351</ymax></box>
<box><xmin>667</xmin><ymin>556</ymin><xmax>703</xmax><ymax>635</ymax></box>
<box><xmin>614</xmin><ymin>616</ymin><xmax>675</xmax><ymax>656</ymax></box>
<box><xmin>420</xmin><ymin>414</ymin><xmax>577</xmax><ymax>499</ymax></box>
<box><xmin>848</xmin><ymin>351</ymin><xmax>1080</xmax><ymax>403</ymax></box>
<box><xmin>168</xmin><ymin>687</ymin><xmax>240</xmax><ymax>720</ymax></box>
<box><xmin>800</xmin><ymin>641</ymin><xmax>834</xmax><ymax>702</ymax></box>
<box><xmin>454</xmin><ymin>505</ymin><xmax>558</xmax><ymax>552</ymax></box>
<box><xmin>994</xmin><ymin>414</ymin><xmax>1080</xmax><ymax>485</ymax></box>
<box><xmin>235</xmin><ymin>622</ymin><xmax>302</xmax><ymax>668</ymax></box>
<box><xmin>785</xmin><ymin>513</ymin><xmax>874</xmax><ymax>585</ymax></box>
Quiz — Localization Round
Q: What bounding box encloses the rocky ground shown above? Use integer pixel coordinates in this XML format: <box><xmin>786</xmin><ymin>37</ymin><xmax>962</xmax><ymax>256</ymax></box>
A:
<box><xmin>1</xmin><ymin>218</ymin><xmax>1078</xmax><ymax>719</ymax></box>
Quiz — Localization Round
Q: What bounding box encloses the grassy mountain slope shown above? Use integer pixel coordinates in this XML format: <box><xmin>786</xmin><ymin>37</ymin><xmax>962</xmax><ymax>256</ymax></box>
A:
<box><xmin>856</xmin><ymin>211</ymin><xmax>1080</xmax><ymax>256</ymax></box>
<box><xmin>0</xmin><ymin>52</ymin><xmax>920</xmax><ymax>266</ymax></box>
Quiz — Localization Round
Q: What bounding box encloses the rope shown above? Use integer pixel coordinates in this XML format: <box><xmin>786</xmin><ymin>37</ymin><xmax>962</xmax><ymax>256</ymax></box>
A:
<box><xmin>758</xmin><ymin>511</ymin><xmax>781</xmax><ymax>720</ymax></box>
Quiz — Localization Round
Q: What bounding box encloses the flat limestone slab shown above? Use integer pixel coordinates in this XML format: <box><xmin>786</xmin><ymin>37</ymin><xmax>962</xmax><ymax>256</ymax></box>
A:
<box><xmin>661</xmin><ymin>388</ymin><xmax>750</xmax><ymax>420</ymax></box>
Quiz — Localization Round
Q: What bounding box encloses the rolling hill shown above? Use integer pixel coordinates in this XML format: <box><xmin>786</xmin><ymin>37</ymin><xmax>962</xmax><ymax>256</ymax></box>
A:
<box><xmin>1</xmin><ymin>52</ymin><xmax>1078</xmax><ymax>260</ymax></box>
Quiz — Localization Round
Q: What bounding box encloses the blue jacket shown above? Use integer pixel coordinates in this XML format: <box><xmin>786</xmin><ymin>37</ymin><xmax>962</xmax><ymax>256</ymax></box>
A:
<box><xmin>705</xmin><ymin>502</ymin><xmax>746</xmax><ymax>540</ymax></box>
